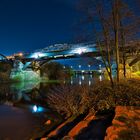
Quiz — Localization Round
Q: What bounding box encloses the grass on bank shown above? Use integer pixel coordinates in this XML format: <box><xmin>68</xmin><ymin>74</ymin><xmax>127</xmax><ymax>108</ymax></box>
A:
<box><xmin>47</xmin><ymin>79</ymin><xmax>140</xmax><ymax>118</ymax></box>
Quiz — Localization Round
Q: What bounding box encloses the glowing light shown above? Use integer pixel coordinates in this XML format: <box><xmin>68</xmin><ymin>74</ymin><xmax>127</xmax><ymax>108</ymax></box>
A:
<box><xmin>18</xmin><ymin>53</ymin><xmax>23</xmax><ymax>57</ymax></box>
<box><xmin>90</xmin><ymin>74</ymin><xmax>92</xmax><ymax>78</ymax></box>
<box><xmin>33</xmin><ymin>105</ymin><xmax>38</xmax><ymax>112</ymax></box>
<box><xmin>54</xmin><ymin>55</ymin><xmax>63</xmax><ymax>58</ymax></box>
<box><xmin>79</xmin><ymin>65</ymin><xmax>81</xmax><ymax>68</ymax></box>
<box><xmin>79</xmin><ymin>80</ymin><xmax>82</xmax><ymax>85</ymax></box>
<box><xmin>45</xmin><ymin>120</ymin><xmax>51</xmax><ymax>125</ymax></box>
<box><xmin>71</xmin><ymin>80</ymin><xmax>73</xmax><ymax>85</ymax></box>
<box><xmin>32</xmin><ymin>105</ymin><xmax>44</xmax><ymax>113</ymax></box>
<box><xmin>99</xmin><ymin>65</ymin><xmax>102</xmax><ymax>73</ymax></box>
<box><xmin>82</xmin><ymin>75</ymin><xmax>85</xmax><ymax>80</ymax></box>
<box><xmin>71</xmin><ymin>47</ymin><xmax>87</xmax><ymax>55</ymax></box>
<box><xmin>89</xmin><ymin>80</ymin><xmax>91</xmax><ymax>86</ymax></box>
<box><xmin>96</xmin><ymin>57</ymin><xmax>102</xmax><ymax>60</ymax></box>
<box><xmin>77</xmin><ymin>48</ymin><xmax>87</xmax><ymax>54</ymax></box>
<box><xmin>31</xmin><ymin>52</ymin><xmax>45</xmax><ymax>58</ymax></box>
<box><xmin>99</xmin><ymin>75</ymin><xmax>102</xmax><ymax>81</ymax></box>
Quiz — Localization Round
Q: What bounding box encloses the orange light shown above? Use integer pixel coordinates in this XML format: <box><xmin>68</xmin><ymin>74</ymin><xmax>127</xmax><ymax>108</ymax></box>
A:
<box><xmin>19</xmin><ymin>53</ymin><xmax>23</xmax><ymax>56</ymax></box>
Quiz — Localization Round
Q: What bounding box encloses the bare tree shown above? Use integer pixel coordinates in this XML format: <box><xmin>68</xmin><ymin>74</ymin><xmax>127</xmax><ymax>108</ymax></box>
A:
<box><xmin>77</xmin><ymin>0</ymin><xmax>116</xmax><ymax>86</ymax></box>
<box><xmin>118</xmin><ymin>0</ymin><xmax>140</xmax><ymax>77</ymax></box>
<box><xmin>77</xmin><ymin>0</ymin><xmax>140</xmax><ymax>84</ymax></box>
<box><xmin>111</xmin><ymin>0</ymin><xmax>120</xmax><ymax>82</ymax></box>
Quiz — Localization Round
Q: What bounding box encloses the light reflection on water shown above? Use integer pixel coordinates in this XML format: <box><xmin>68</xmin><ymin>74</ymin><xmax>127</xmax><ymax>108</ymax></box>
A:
<box><xmin>32</xmin><ymin>105</ymin><xmax>45</xmax><ymax>113</ymax></box>
<box><xmin>69</xmin><ymin>74</ymin><xmax>103</xmax><ymax>86</ymax></box>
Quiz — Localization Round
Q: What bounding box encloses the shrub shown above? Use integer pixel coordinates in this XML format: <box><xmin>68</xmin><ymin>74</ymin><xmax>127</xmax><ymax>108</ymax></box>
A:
<box><xmin>41</xmin><ymin>62</ymin><xmax>71</xmax><ymax>80</ymax></box>
<box><xmin>114</xmin><ymin>80</ymin><xmax>140</xmax><ymax>106</ymax></box>
<box><xmin>117</xmin><ymin>129</ymin><xmax>134</xmax><ymax>140</ymax></box>
<box><xmin>97</xmin><ymin>100</ymin><xmax>111</xmax><ymax>111</ymax></box>
<box><xmin>47</xmin><ymin>80</ymin><xmax>140</xmax><ymax>118</ymax></box>
<box><xmin>47</xmin><ymin>85</ymin><xmax>90</xmax><ymax>118</ymax></box>
<box><xmin>0</xmin><ymin>83</ymin><xmax>12</xmax><ymax>103</ymax></box>
<box><xmin>47</xmin><ymin>81</ymin><xmax>115</xmax><ymax>118</ymax></box>
<box><xmin>0</xmin><ymin>72</ymin><xmax>11</xmax><ymax>82</ymax></box>
<box><xmin>0</xmin><ymin>62</ymin><xmax>12</xmax><ymax>82</ymax></box>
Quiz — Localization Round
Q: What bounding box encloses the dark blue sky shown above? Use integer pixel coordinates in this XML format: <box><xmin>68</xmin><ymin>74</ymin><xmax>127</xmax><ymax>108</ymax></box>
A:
<box><xmin>0</xmin><ymin>0</ymin><xmax>79</xmax><ymax>55</ymax></box>
<box><xmin>0</xmin><ymin>0</ymin><xmax>139</xmax><ymax>55</ymax></box>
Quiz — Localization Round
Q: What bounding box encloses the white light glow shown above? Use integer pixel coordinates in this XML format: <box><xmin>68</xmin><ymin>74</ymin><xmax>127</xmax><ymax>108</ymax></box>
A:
<box><xmin>99</xmin><ymin>75</ymin><xmax>102</xmax><ymax>81</ymax></box>
<box><xmin>79</xmin><ymin>65</ymin><xmax>81</xmax><ymax>68</ymax></box>
<box><xmin>32</xmin><ymin>105</ymin><xmax>44</xmax><ymax>113</ymax></box>
<box><xmin>71</xmin><ymin>80</ymin><xmax>73</xmax><ymax>85</ymax></box>
<box><xmin>79</xmin><ymin>80</ymin><xmax>82</xmax><ymax>85</ymax></box>
<box><xmin>31</xmin><ymin>52</ymin><xmax>45</xmax><ymax>58</ymax></box>
<box><xmin>71</xmin><ymin>47</ymin><xmax>87</xmax><ymax>55</ymax></box>
<box><xmin>89</xmin><ymin>80</ymin><xmax>91</xmax><ymax>86</ymax></box>
<box><xmin>77</xmin><ymin>48</ymin><xmax>86</xmax><ymax>54</ymax></box>
<box><xmin>33</xmin><ymin>105</ymin><xmax>38</xmax><ymax>112</ymax></box>
<box><xmin>82</xmin><ymin>75</ymin><xmax>85</xmax><ymax>80</ymax></box>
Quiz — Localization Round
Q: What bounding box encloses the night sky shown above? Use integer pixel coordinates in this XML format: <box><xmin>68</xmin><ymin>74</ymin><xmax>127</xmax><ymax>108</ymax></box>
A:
<box><xmin>0</xmin><ymin>0</ymin><xmax>139</xmax><ymax>55</ymax></box>
<box><xmin>0</xmin><ymin>0</ymin><xmax>78</xmax><ymax>55</ymax></box>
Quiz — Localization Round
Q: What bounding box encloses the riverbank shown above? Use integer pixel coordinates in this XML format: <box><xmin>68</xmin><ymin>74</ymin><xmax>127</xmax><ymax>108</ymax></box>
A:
<box><xmin>40</xmin><ymin>79</ymin><xmax>140</xmax><ymax>140</ymax></box>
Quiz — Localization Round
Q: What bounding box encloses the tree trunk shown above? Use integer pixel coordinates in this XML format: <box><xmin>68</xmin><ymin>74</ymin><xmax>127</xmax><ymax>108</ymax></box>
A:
<box><xmin>114</xmin><ymin>0</ymin><xmax>120</xmax><ymax>82</ymax></box>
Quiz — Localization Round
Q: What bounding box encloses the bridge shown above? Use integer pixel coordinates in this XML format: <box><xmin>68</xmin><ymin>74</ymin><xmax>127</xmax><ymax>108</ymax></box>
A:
<box><xmin>0</xmin><ymin>42</ymin><xmax>140</xmax><ymax>71</ymax></box>
<box><xmin>0</xmin><ymin>53</ymin><xmax>9</xmax><ymax>61</ymax></box>
<box><xmin>12</xmin><ymin>43</ymin><xmax>105</xmax><ymax>70</ymax></box>
<box><xmin>22</xmin><ymin>43</ymin><xmax>100</xmax><ymax>61</ymax></box>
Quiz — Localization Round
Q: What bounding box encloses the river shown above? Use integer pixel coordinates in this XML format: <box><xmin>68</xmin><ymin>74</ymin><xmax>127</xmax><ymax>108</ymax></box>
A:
<box><xmin>0</xmin><ymin>74</ymin><xmax>103</xmax><ymax>140</ymax></box>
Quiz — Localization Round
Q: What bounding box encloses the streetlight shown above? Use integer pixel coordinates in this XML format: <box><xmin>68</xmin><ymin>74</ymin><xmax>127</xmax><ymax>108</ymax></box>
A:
<box><xmin>99</xmin><ymin>64</ymin><xmax>102</xmax><ymax>73</ymax></box>
<box><xmin>18</xmin><ymin>52</ymin><xmax>23</xmax><ymax>57</ymax></box>
<box><xmin>88</xmin><ymin>64</ymin><xmax>91</xmax><ymax>72</ymax></box>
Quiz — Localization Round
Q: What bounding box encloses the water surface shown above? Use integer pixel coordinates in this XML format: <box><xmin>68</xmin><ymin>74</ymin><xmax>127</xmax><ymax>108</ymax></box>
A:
<box><xmin>0</xmin><ymin>74</ymin><xmax>102</xmax><ymax>139</ymax></box>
